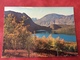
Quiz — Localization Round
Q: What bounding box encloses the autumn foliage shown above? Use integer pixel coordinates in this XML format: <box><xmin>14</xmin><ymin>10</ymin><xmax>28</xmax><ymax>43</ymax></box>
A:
<box><xmin>2</xmin><ymin>13</ymin><xmax>78</xmax><ymax>57</ymax></box>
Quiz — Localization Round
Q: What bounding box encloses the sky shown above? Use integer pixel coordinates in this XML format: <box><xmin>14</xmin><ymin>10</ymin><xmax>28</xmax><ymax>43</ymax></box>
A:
<box><xmin>5</xmin><ymin>7</ymin><xmax>74</xmax><ymax>19</ymax></box>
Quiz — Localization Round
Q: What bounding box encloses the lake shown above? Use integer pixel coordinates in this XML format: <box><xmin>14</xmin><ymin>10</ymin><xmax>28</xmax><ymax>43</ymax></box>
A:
<box><xmin>33</xmin><ymin>32</ymin><xmax>76</xmax><ymax>42</ymax></box>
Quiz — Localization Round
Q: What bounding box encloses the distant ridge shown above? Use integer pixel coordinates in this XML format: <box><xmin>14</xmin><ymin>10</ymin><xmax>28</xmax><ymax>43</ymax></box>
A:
<box><xmin>35</xmin><ymin>13</ymin><xmax>74</xmax><ymax>27</ymax></box>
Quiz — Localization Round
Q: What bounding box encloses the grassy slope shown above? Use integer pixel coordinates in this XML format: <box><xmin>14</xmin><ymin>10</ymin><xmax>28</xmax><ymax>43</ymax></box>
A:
<box><xmin>52</xmin><ymin>25</ymin><xmax>76</xmax><ymax>35</ymax></box>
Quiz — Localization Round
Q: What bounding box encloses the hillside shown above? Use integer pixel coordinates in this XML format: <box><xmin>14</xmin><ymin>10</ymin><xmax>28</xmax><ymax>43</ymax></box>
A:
<box><xmin>4</xmin><ymin>11</ymin><xmax>52</xmax><ymax>32</ymax></box>
<box><xmin>4</xmin><ymin>11</ymin><xmax>75</xmax><ymax>34</ymax></box>
<box><xmin>35</xmin><ymin>13</ymin><xmax>74</xmax><ymax>27</ymax></box>
<box><xmin>52</xmin><ymin>25</ymin><xmax>75</xmax><ymax>34</ymax></box>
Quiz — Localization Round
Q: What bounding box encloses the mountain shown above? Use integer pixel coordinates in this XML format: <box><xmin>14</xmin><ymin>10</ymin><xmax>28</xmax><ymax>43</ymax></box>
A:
<box><xmin>35</xmin><ymin>13</ymin><xmax>74</xmax><ymax>27</ymax></box>
<box><xmin>4</xmin><ymin>11</ymin><xmax>52</xmax><ymax>32</ymax></box>
<box><xmin>31</xmin><ymin>18</ymin><xmax>37</xmax><ymax>22</ymax></box>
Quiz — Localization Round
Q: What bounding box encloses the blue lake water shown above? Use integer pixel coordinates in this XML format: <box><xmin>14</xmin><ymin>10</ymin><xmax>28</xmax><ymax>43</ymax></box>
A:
<box><xmin>33</xmin><ymin>33</ymin><xmax>76</xmax><ymax>42</ymax></box>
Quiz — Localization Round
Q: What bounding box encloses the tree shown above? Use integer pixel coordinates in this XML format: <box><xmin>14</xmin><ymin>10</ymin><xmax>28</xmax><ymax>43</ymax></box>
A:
<box><xmin>16</xmin><ymin>15</ymin><xmax>33</xmax><ymax>57</ymax></box>
<box><xmin>54</xmin><ymin>37</ymin><xmax>65</xmax><ymax>56</ymax></box>
<box><xmin>3</xmin><ymin>13</ymin><xmax>34</xmax><ymax>57</ymax></box>
<box><xmin>3</xmin><ymin>13</ymin><xmax>16</xmax><ymax>54</ymax></box>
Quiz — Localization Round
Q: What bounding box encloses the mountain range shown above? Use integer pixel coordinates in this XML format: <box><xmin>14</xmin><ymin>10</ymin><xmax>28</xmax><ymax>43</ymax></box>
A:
<box><xmin>4</xmin><ymin>11</ymin><xmax>52</xmax><ymax>32</ymax></box>
<box><xmin>34</xmin><ymin>13</ymin><xmax>74</xmax><ymax>27</ymax></box>
<box><xmin>4</xmin><ymin>11</ymin><xmax>75</xmax><ymax>34</ymax></box>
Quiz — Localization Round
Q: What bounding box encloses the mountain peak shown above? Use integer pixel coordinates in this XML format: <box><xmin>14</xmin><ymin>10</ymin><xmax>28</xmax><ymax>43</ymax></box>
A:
<box><xmin>35</xmin><ymin>13</ymin><xmax>74</xmax><ymax>26</ymax></box>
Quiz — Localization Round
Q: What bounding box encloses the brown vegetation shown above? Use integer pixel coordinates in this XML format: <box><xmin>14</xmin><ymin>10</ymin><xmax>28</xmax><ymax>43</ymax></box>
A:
<box><xmin>2</xmin><ymin>13</ymin><xmax>78</xmax><ymax>58</ymax></box>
